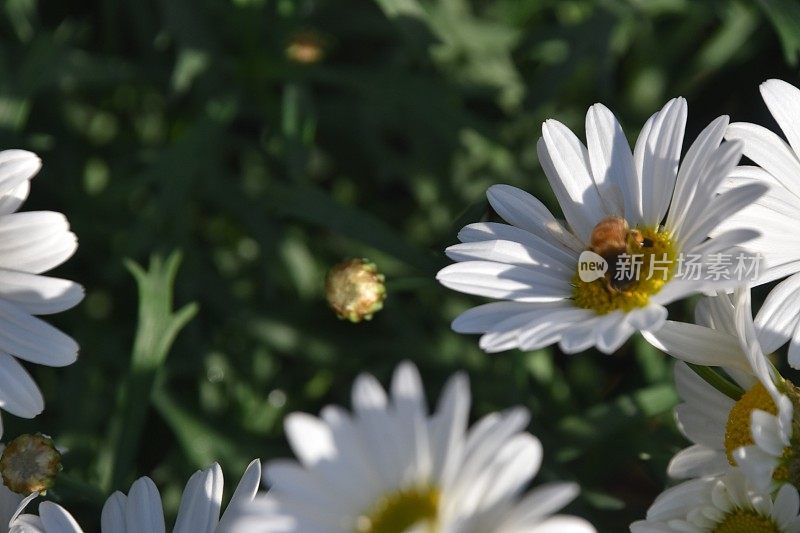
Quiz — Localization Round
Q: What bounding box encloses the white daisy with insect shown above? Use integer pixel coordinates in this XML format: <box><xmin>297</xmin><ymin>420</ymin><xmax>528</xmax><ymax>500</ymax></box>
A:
<box><xmin>714</xmin><ymin>79</ymin><xmax>800</xmax><ymax>368</ymax></box>
<box><xmin>437</xmin><ymin>99</ymin><xmax>766</xmax><ymax>353</ymax></box>
<box><xmin>227</xmin><ymin>361</ymin><xmax>595</xmax><ymax>533</ymax></box>
<box><xmin>630</xmin><ymin>469</ymin><xmax>800</xmax><ymax>532</ymax></box>
<box><xmin>0</xmin><ymin>150</ymin><xmax>83</xmax><ymax>433</ymax></box>
<box><xmin>10</xmin><ymin>460</ymin><xmax>261</xmax><ymax>532</ymax></box>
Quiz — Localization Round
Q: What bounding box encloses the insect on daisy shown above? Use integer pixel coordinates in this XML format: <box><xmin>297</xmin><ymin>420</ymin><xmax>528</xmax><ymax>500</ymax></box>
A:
<box><xmin>713</xmin><ymin>79</ymin><xmax>800</xmax><ymax>368</ymax></box>
<box><xmin>631</xmin><ymin>469</ymin><xmax>800</xmax><ymax>532</ymax></box>
<box><xmin>10</xmin><ymin>460</ymin><xmax>261</xmax><ymax>532</ymax></box>
<box><xmin>437</xmin><ymin>99</ymin><xmax>767</xmax><ymax>354</ymax></box>
<box><xmin>227</xmin><ymin>361</ymin><xmax>596</xmax><ymax>533</ymax></box>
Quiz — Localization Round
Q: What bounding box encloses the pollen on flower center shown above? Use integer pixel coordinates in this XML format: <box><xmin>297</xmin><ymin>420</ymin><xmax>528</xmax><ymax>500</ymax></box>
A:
<box><xmin>712</xmin><ymin>508</ymin><xmax>781</xmax><ymax>533</ymax></box>
<box><xmin>572</xmin><ymin>224</ymin><xmax>676</xmax><ymax>314</ymax></box>
<box><xmin>355</xmin><ymin>486</ymin><xmax>440</xmax><ymax>533</ymax></box>
<box><xmin>725</xmin><ymin>382</ymin><xmax>778</xmax><ymax>465</ymax></box>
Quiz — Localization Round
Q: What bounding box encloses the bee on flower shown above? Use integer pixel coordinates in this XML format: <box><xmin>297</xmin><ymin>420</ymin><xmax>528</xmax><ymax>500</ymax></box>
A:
<box><xmin>437</xmin><ymin>99</ymin><xmax>766</xmax><ymax>354</ymax></box>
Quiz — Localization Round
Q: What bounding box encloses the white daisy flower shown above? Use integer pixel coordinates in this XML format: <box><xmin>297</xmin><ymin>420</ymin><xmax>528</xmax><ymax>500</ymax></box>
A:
<box><xmin>9</xmin><ymin>460</ymin><xmax>261</xmax><ymax>532</ymax></box>
<box><xmin>645</xmin><ymin>288</ymin><xmax>797</xmax><ymax>493</ymax></box>
<box><xmin>227</xmin><ymin>361</ymin><xmax>595</xmax><ymax>533</ymax></box>
<box><xmin>730</xmin><ymin>290</ymin><xmax>796</xmax><ymax>494</ymax></box>
<box><xmin>437</xmin><ymin>99</ymin><xmax>766</xmax><ymax>354</ymax></box>
<box><xmin>715</xmin><ymin>79</ymin><xmax>800</xmax><ymax>368</ymax></box>
<box><xmin>630</xmin><ymin>469</ymin><xmax>800</xmax><ymax>532</ymax></box>
<box><xmin>0</xmin><ymin>150</ymin><xmax>83</xmax><ymax>433</ymax></box>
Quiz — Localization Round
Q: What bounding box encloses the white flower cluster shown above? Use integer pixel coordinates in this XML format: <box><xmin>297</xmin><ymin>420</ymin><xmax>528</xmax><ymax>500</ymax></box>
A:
<box><xmin>437</xmin><ymin>78</ymin><xmax>800</xmax><ymax>533</ymax></box>
<box><xmin>10</xmin><ymin>79</ymin><xmax>800</xmax><ymax>533</ymax></box>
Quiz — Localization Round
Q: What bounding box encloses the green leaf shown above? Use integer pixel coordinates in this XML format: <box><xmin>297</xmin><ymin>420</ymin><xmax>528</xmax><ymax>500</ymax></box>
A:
<box><xmin>98</xmin><ymin>251</ymin><xmax>198</xmax><ymax>492</ymax></box>
<box><xmin>555</xmin><ymin>384</ymin><xmax>678</xmax><ymax>462</ymax></box>
<box><xmin>264</xmin><ymin>181</ymin><xmax>445</xmax><ymax>274</ymax></box>
<box><xmin>152</xmin><ymin>389</ymin><xmax>246</xmax><ymax>469</ymax></box>
<box><xmin>758</xmin><ymin>0</ymin><xmax>800</xmax><ymax>65</ymax></box>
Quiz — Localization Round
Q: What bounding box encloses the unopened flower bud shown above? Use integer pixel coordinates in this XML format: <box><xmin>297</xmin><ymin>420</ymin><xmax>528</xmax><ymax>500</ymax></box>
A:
<box><xmin>0</xmin><ymin>433</ymin><xmax>62</xmax><ymax>494</ymax></box>
<box><xmin>325</xmin><ymin>258</ymin><xmax>386</xmax><ymax>323</ymax></box>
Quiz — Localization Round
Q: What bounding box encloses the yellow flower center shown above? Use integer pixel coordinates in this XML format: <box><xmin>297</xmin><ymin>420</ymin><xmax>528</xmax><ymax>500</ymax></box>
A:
<box><xmin>712</xmin><ymin>508</ymin><xmax>780</xmax><ymax>533</ymax></box>
<box><xmin>355</xmin><ymin>486</ymin><xmax>440</xmax><ymax>533</ymax></box>
<box><xmin>572</xmin><ymin>225</ymin><xmax>676</xmax><ymax>314</ymax></box>
<box><xmin>725</xmin><ymin>382</ymin><xmax>778</xmax><ymax>465</ymax></box>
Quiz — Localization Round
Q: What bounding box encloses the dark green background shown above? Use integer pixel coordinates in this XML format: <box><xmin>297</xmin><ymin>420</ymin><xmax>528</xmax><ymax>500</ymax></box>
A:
<box><xmin>0</xmin><ymin>0</ymin><xmax>798</xmax><ymax>530</ymax></box>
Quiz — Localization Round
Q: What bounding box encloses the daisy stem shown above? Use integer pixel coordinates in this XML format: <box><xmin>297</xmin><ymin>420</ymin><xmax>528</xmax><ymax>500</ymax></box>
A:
<box><xmin>98</xmin><ymin>251</ymin><xmax>198</xmax><ymax>493</ymax></box>
<box><xmin>686</xmin><ymin>363</ymin><xmax>744</xmax><ymax>401</ymax></box>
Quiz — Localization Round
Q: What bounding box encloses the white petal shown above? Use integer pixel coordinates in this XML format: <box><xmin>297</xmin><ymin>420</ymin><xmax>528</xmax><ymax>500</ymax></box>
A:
<box><xmin>474</xmin><ymin>306</ymin><xmax>588</xmax><ymax>353</ymax></box>
<box><xmin>755</xmin><ymin>272</ymin><xmax>800</xmax><ymax>355</ymax></box>
<box><xmin>642</xmin><ymin>322</ymin><xmax>750</xmax><ymax>372</ymax></box>
<box><xmin>789</xmin><ymin>319</ymin><xmax>800</xmax><ymax>369</ymax></box>
<box><xmin>0</xmin><ymin>212</ymin><xmax>77</xmax><ymax>274</ymax></box>
<box><xmin>452</xmin><ymin>301</ymin><xmax>547</xmax><ymax>334</ymax></box>
<box><xmin>0</xmin><ymin>299</ymin><xmax>78</xmax><ymax>366</ymax></box>
<box><xmin>37</xmin><ymin>502</ymin><xmax>83</xmax><ymax>533</ymax></box>
<box><xmin>0</xmin><ymin>151</ymin><xmax>40</xmax><ymax>201</ymax></box>
<box><xmin>773</xmin><ymin>481</ymin><xmax>800</xmax><ymax>526</ymax></box>
<box><xmin>0</xmin><ymin>181</ymin><xmax>30</xmax><ymax>217</ymax></box>
<box><xmin>499</xmin><ymin>482</ymin><xmax>580</xmax><ymax>527</ymax></box>
<box><xmin>125</xmin><ymin>477</ymin><xmax>165</xmax><ymax>533</ymax></box>
<box><xmin>527</xmin><ymin>516</ymin><xmax>596</xmax><ymax>533</ymax></box>
<box><xmin>0</xmin><ymin>352</ymin><xmax>43</xmax><ymax>418</ymax></box>
<box><xmin>634</xmin><ymin>97</ymin><xmax>687</xmax><ymax>226</ymax></box>
<box><xmin>283</xmin><ymin>413</ymin><xmax>334</xmax><ymax>466</ymax></box>
<box><xmin>673</xmin><ymin>362</ymin><xmax>735</xmax><ymax>418</ymax></box>
<box><xmin>431</xmin><ymin>372</ymin><xmax>470</xmax><ymax>486</ymax></box>
<box><xmin>485</xmin><ymin>185</ymin><xmax>584</xmax><ymax>252</ymax></box>
<box><xmin>761</xmin><ymin>79</ymin><xmax>800</xmax><ymax>160</ymax></box>
<box><xmin>538</xmin><ymin>124</ymin><xmax>608</xmax><ymax>243</ymax></box>
<box><xmin>100</xmin><ymin>492</ymin><xmax>127</xmax><ymax>533</ymax></box>
<box><xmin>221</xmin><ymin>460</ymin><xmax>261</xmax><ymax>519</ymax></box>
<box><xmin>694</xmin><ymin>294</ymin><xmax>736</xmax><ymax>335</ymax></box>
<box><xmin>515</xmin><ymin>307</ymin><xmax>594</xmax><ymax>352</ymax></box>
<box><xmin>459</xmin><ymin>433</ymin><xmax>542</xmax><ymax>512</ymax></box>
<box><xmin>726</xmin><ymin>121</ymin><xmax>800</xmax><ymax>199</ymax></box>
<box><xmin>585</xmin><ymin>103</ymin><xmax>631</xmax><ymax>215</ymax></box>
<box><xmin>172</xmin><ymin>464</ymin><xmax>223</xmax><ymax>533</ymax></box>
<box><xmin>667</xmin><ymin>445</ymin><xmax>728</xmax><ymax>479</ymax></box>
<box><xmin>733</xmin><ymin>445</ymin><xmax>776</xmax><ymax>494</ymax></box>
<box><xmin>667</xmin><ymin>115</ymin><xmax>728</xmax><ymax>235</ymax></box>
<box><xmin>751</xmin><ymin>410</ymin><xmax>786</xmax><ymax>456</ymax></box>
<box><xmin>674</xmin><ymin>404</ymin><xmax>726</xmax><ymax>448</ymax></box>
<box><xmin>436</xmin><ymin>261</ymin><xmax>571</xmax><ymax>302</ymax></box>
<box><xmin>596</xmin><ymin>312</ymin><xmax>637</xmax><ymax>354</ymax></box>
<box><xmin>0</xmin><ymin>271</ymin><xmax>83</xmax><ymax>316</ymax></box>
<box><xmin>679</xmin><ymin>179</ymin><xmax>765</xmax><ymax>253</ymax></box>
<box><xmin>557</xmin><ymin>316</ymin><xmax>605</xmax><ymax>354</ymax></box>
<box><xmin>445</xmin><ymin>239</ymin><xmax>575</xmax><ymax>273</ymax></box>
<box><xmin>732</xmin><ymin>287</ymin><xmax>781</xmax><ymax>401</ymax></box>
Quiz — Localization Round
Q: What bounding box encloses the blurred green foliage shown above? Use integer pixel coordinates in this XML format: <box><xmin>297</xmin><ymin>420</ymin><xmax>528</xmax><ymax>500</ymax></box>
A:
<box><xmin>0</xmin><ymin>0</ymin><xmax>797</xmax><ymax>530</ymax></box>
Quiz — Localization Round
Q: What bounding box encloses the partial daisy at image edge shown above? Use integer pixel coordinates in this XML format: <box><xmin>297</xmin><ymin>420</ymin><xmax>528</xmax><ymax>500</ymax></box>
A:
<box><xmin>8</xmin><ymin>460</ymin><xmax>261</xmax><ymax>533</ymax></box>
<box><xmin>630</xmin><ymin>469</ymin><xmax>800</xmax><ymax>532</ymax></box>
<box><xmin>0</xmin><ymin>149</ymin><xmax>84</xmax><ymax>436</ymax></box>
<box><xmin>713</xmin><ymin>78</ymin><xmax>800</xmax><ymax>369</ymax></box>
<box><xmin>223</xmin><ymin>360</ymin><xmax>596</xmax><ymax>533</ymax></box>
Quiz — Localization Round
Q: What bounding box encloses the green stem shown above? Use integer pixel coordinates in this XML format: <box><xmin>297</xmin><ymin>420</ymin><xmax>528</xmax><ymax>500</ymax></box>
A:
<box><xmin>687</xmin><ymin>363</ymin><xmax>744</xmax><ymax>401</ymax></box>
<box><xmin>98</xmin><ymin>251</ymin><xmax>198</xmax><ymax>492</ymax></box>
